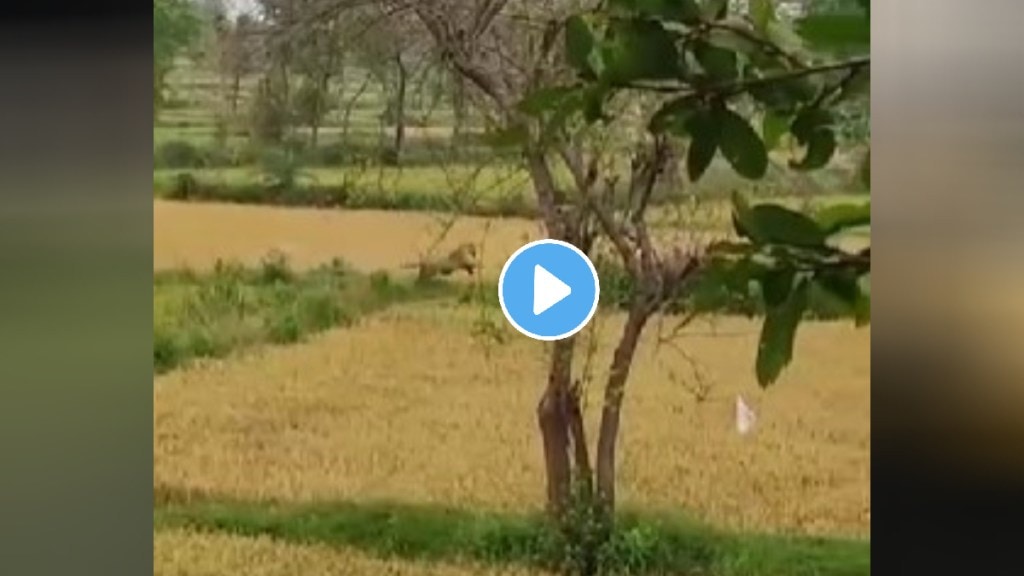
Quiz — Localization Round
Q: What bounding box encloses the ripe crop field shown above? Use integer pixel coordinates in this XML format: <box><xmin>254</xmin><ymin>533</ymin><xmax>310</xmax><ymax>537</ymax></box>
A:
<box><xmin>154</xmin><ymin>199</ymin><xmax>865</xmax><ymax>277</ymax></box>
<box><xmin>155</xmin><ymin>529</ymin><xmax>548</xmax><ymax>576</ymax></box>
<box><xmin>154</xmin><ymin>199</ymin><xmax>541</xmax><ymax>274</ymax></box>
<box><xmin>155</xmin><ymin>302</ymin><xmax>870</xmax><ymax>539</ymax></box>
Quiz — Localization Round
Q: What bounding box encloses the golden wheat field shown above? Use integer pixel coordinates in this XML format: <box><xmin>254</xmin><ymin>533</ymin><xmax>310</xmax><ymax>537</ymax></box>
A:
<box><xmin>155</xmin><ymin>529</ymin><xmax>549</xmax><ymax>576</ymax></box>
<box><xmin>154</xmin><ymin>302</ymin><xmax>870</xmax><ymax>539</ymax></box>
<box><xmin>152</xmin><ymin>200</ymin><xmax>746</xmax><ymax>276</ymax></box>
<box><xmin>154</xmin><ymin>200</ymin><xmax>542</xmax><ymax>274</ymax></box>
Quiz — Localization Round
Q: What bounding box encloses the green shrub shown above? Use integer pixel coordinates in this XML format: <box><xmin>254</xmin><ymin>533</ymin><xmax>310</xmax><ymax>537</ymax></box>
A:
<box><xmin>248</xmin><ymin>78</ymin><xmax>289</xmax><ymax>146</ymax></box>
<box><xmin>307</xmin><ymin>142</ymin><xmax>349</xmax><ymax>166</ymax></box>
<box><xmin>153</xmin><ymin>256</ymin><xmax>460</xmax><ymax>373</ymax></box>
<box><xmin>157</xmin><ymin>140</ymin><xmax>207</xmax><ymax>168</ymax></box>
<box><xmin>168</xmin><ymin>172</ymin><xmax>201</xmax><ymax>200</ymax></box>
<box><xmin>153</xmin><ymin>329</ymin><xmax>183</xmax><ymax>374</ymax></box>
<box><xmin>259</xmin><ymin>147</ymin><xmax>316</xmax><ymax>192</ymax></box>
<box><xmin>258</xmin><ymin>250</ymin><xmax>295</xmax><ymax>284</ymax></box>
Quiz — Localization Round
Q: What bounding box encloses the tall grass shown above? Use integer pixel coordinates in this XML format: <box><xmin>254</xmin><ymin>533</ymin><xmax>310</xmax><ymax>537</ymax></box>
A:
<box><xmin>153</xmin><ymin>253</ymin><xmax>457</xmax><ymax>374</ymax></box>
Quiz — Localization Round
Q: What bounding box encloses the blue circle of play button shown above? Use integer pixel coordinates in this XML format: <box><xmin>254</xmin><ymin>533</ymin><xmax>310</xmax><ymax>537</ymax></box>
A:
<box><xmin>498</xmin><ymin>239</ymin><xmax>600</xmax><ymax>341</ymax></box>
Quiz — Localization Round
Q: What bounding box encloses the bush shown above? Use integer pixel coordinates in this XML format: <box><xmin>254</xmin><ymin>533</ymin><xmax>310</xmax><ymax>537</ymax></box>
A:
<box><xmin>305</xmin><ymin>142</ymin><xmax>349</xmax><ymax>166</ymax></box>
<box><xmin>153</xmin><ymin>255</ymin><xmax>462</xmax><ymax>373</ymax></box>
<box><xmin>167</xmin><ymin>172</ymin><xmax>201</xmax><ymax>200</ymax></box>
<box><xmin>157</xmin><ymin>140</ymin><xmax>207</xmax><ymax>168</ymax></box>
<box><xmin>248</xmin><ymin>78</ymin><xmax>289</xmax><ymax>146</ymax></box>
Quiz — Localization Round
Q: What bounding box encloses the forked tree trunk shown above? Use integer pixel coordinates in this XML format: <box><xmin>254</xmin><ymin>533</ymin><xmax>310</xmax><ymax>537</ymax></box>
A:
<box><xmin>537</xmin><ymin>338</ymin><xmax>575</xmax><ymax>517</ymax></box>
<box><xmin>595</xmin><ymin>300</ymin><xmax>655</xmax><ymax>509</ymax></box>
<box><xmin>525</xmin><ymin>149</ymin><xmax>595</xmax><ymax>518</ymax></box>
<box><xmin>392</xmin><ymin>55</ymin><xmax>408</xmax><ymax>162</ymax></box>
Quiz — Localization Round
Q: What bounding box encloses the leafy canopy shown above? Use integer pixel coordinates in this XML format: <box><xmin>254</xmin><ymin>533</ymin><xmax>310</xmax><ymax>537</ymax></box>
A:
<box><xmin>154</xmin><ymin>0</ymin><xmax>203</xmax><ymax>104</ymax></box>
<box><xmin>519</xmin><ymin>0</ymin><xmax>870</xmax><ymax>386</ymax></box>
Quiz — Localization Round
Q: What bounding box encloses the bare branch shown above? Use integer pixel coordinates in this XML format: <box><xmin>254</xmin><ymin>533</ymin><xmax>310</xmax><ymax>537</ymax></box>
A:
<box><xmin>616</xmin><ymin>57</ymin><xmax>870</xmax><ymax>98</ymax></box>
<box><xmin>471</xmin><ymin>0</ymin><xmax>511</xmax><ymax>39</ymax></box>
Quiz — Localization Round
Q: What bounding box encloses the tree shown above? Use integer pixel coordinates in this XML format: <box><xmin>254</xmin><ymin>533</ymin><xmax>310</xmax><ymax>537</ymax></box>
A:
<box><xmin>307</xmin><ymin>0</ymin><xmax>870</xmax><ymax>572</ymax></box>
<box><xmin>153</xmin><ymin>0</ymin><xmax>203</xmax><ymax>110</ymax></box>
<box><xmin>344</xmin><ymin>4</ymin><xmax>433</xmax><ymax>164</ymax></box>
<box><xmin>212</xmin><ymin>13</ymin><xmax>260</xmax><ymax>117</ymax></box>
<box><xmin>291</xmin><ymin>1</ymin><xmax>346</xmax><ymax>147</ymax></box>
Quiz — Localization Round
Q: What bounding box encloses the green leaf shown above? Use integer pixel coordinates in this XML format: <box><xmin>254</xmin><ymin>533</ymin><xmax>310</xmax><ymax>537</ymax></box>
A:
<box><xmin>730</xmin><ymin>190</ymin><xmax>754</xmax><ymax>238</ymax></box>
<box><xmin>761</xmin><ymin>110</ymin><xmax>790</xmax><ymax>151</ymax></box>
<box><xmin>749</xmin><ymin>73</ymin><xmax>818</xmax><ymax>114</ymax></box>
<box><xmin>613</xmin><ymin>0</ymin><xmax>703</xmax><ymax>24</ymax></box>
<box><xmin>750</xmin><ymin>0</ymin><xmax>775</xmax><ymax>32</ymax></box>
<box><xmin>707</xmin><ymin>28</ymin><xmax>761</xmax><ymax>56</ymax></box>
<box><xmin>789</xmin><ymin>107</ymin><xmax>836</xmax><ymax>171</ymax></box>
<box><xmin>566</xmin><ymin>15</ymin><xmax>597</xmax><ymax>77</ymax></box>
<box><xmin>693</xmin><ymin>40</ymin><xmax>738</xmax><ymax>80</ymax></box>
<box><xmin>814</xmin><ymin>268</ymin><xmax>861</xmax><ymax>309</ymax></box>
<box><xmin>789</xmin><ymin>128</ymin><xmax>836</xmax><ymax>170</ymax></box>
<box><xmin>854</xmin><ymin>276</ymin><xmax>870</xmax><ymax>326</ymax></box>
<box><xmin>756</xmin><ymin>276</ymin><xmax>809</xmax><ymax>386</ymax></box>
<box><xmin>760</xmin><ymin>267</ymin><xmax>795</xmax><ymax>308</ymax></box>
<box><xmin>797</xmin><ymin>13</ymin><xmax>870</xmax><ymax>52</ymax></box>
<box><xmin>581</xmin><ymin>84</ymin><xmax>613</xmax><ymax>123</ymax></box>
<box><xmin>684</xmin><ymin>109</ymin><xmax>719</xmax><ymax>182</ymax></box>
<box><xmin>603</xmin><ymin>18</ymin><xmax>682</xmax><ymax>83</ymax></box>
<box><xmin>765</xmin><ymin>19</ymin><xmax>805</xmax><ymax>53</ymax></box>
<box><xmin>649</xmin><ymin>94</ymin><xmax>699</xmax><ymax>133</ymax></box>
<box><xmin>701</xmin><ymin>0</ymin><xmax>728</xmax><ymax>20</ymax></box>
<box><xmin>814</xmin><ymin>201</ymin><xmax>870</xmax><ymax>236</ymax></box>
<box><xmin>857</xmin><ymin>0</ymin><xmax>870</xmax><ymax>19</ymax></box>
<box><xmin>738</xmin><ymin>202</ymin><xmax>828</xmax><ymax>247</ymax></box>
<box><xmin>790</xmin><ymin>107</ymin><xmax>834</xmax><ymax>137</ymax></box>
<box><xmin>716</xmin><ymin>107</ymin><xmax>768</xmax><ymax>179</ymax></box>
<box><xmin>749</xmin><ymin>83</ymin><xmax>800</xmax><ymax>114</ymax></box>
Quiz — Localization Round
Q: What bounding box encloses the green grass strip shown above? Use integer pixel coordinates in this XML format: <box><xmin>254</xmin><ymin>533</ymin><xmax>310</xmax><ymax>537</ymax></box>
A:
<box><xmin>154</xmin><ymin>492</ymin><xmax>868</xmax><ymax>576</ymax></box>
<box><xmin>154</xmin><ymin>255</ymin><xmax>459</xmax><ymax>374</ymax></box>
<box><xmin>154</xmin><ymin>251</ymin><xmax>862</xmax><ymax>375</ymax></box>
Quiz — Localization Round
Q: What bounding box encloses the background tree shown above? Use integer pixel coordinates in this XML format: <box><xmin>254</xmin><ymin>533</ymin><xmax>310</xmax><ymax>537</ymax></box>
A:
<box><xmin>154</xmin><ymin>0</ymin><xmax>203</xmax><ymax>110</ymax></box>
<box><xmin>291</xmin><ymin>1</ymin><xmax>346</xmax><ymax>147</ymax></box>
<box><xmin>213</xmin><ymin>12</ymin><xmax>260</xmax><ymax>118</ymax></box>
<box><xmin>345</xmin><ymin>5</ymin><xmax>434</xmax><ymax>164</ymax></box>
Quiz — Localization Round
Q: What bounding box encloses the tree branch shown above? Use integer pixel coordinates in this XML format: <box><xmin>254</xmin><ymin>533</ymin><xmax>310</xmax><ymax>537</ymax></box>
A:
<box><xmin>618</xmin><ymin>57</ymin><xmax>870</xmax><ymax>98</ymax></box>
<box><xmin>555</xmin><ymin>145</ymin><xmax>640</xmax><ymax>274</ymax></box>
<box><xmin>707</xmin><ymin>20</ymin><xmax>804</xmax><ymax>69</ymax></box>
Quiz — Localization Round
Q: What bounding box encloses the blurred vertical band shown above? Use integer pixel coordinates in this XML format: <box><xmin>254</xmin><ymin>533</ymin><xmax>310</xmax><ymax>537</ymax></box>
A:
<box><xmin>0</xmin><ymin>5</ymin><xmax>153</xmax><ymax>576</ymax></box>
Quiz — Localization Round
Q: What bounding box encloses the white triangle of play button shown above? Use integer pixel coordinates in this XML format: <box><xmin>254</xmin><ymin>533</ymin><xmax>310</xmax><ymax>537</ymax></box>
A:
<box><xmin>533</xmin><ymin>265</ymin><xmax>572</xmax><ymax>315</ymax></box>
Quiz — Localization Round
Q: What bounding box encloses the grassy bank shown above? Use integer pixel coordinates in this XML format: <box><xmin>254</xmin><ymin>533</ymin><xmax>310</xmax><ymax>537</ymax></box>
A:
<box><xmin>154</xmin><ymin>492</ymin><xmax>869</xmax><ymax>576</ymax></box>
<box><xmin>153</xmin><ymin>254</ymin><xmax>459</xmax><ymax>374</ymax></box>
<box><xmin>154</xmin><ymin>250</ymin><xmax>864</xmax><ymax>375</ymax></box>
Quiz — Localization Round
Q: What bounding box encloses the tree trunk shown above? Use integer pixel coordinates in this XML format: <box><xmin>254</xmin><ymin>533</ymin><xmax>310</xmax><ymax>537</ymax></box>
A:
<box><xmin>342</xmin><ymin>75</ymin><xmax>371</xmax><ymax>146</ymax></box>
<box><xmin>231</xmin><ymin>73</ymin><xmax>240</xmax><ymax>115</ymax></box>
<box><xmin>595</xmin><ymin>301</ymin><xmax>654</xmax><ymax>510</ymax></box>
<box><xmin>392</xmin><ymin>55</ymin><xmax>408</xmax><ymax>163</ymax></box>
<box><xmin>537</xmin><ymin>338</ymin><xmax>576</xmax><ymax>518</ymax></box>
<box><xmin>452</xmin><ymin>74</ymin><xmax>466</xmax><ymax>142</ymax></box>
<box><xmin>310</xmin><ymin>73</ymin><xmax>329</xmax><ymax>148</ymax></box>
<box><xmin>524</xmin><ymin>150</ymin><xmax>593</xmax><ymax>518</ymax></box>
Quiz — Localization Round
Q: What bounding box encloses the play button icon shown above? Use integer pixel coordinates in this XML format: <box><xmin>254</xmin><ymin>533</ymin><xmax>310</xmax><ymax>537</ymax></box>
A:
<box><xmin>499</xmin><ymin>239</ymin><xmax>600</xmax><ymax>341</ymax></box>
<box><xmin>533</xmin><ymin>265</ymin><xmax>572</xmax><ymax>315</ymax></box>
